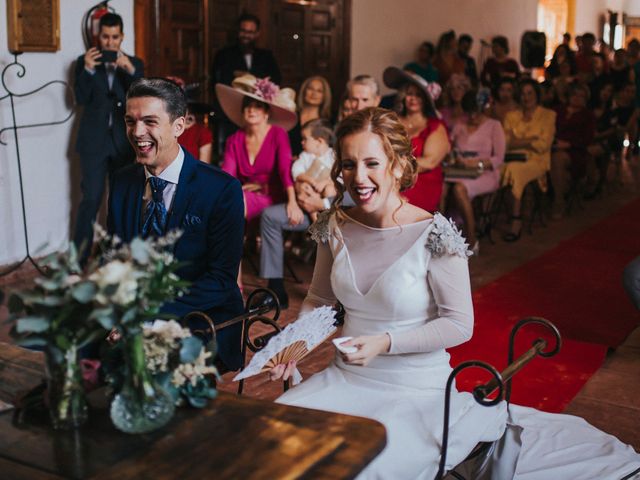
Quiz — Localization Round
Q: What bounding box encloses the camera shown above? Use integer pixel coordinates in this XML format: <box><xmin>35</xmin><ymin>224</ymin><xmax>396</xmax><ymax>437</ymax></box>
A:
<box><xmin>100</xmin><ymin>50</ymin><xmax>118</xmax><ymax>63</ymax></box>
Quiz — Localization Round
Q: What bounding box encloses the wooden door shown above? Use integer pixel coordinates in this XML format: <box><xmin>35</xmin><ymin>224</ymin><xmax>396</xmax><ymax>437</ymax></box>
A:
<box><xmin>270</xmin><ymin>0</ymin><xmax>350</xmax><ymax>109</ymax></box>
<box><xmin>135</xmin><ymin>0</ymin><xmax>209</xmax><ymax>101</ymax></box>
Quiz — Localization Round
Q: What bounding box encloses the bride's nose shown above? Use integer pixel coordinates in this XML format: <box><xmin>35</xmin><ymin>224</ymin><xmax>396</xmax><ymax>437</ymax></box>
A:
<box><xmin>354</xmin><ymin>162</ymin><xmax>367</xmax><ymax>183</ymax></box>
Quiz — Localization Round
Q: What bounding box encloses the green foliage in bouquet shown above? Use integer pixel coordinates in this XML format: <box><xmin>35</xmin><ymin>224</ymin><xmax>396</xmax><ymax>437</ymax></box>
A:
<box><xmin>103</xmin><ymin>320</ymin><xmax>219</xmax><ymax>408</ymax></box>
<box><xmin>7</xmin><ymin>243</ymin><xmax>104</xmax><ymax>355</ymax></box>
<box><xmin>89</xmin><ymin>226</ymin><xmax>190</xmax><ymax>336</ymax></box>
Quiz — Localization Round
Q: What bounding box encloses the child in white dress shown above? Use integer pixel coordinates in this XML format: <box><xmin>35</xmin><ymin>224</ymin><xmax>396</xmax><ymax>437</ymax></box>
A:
<box><xmin>291</xmin><ymin>118</ymin><xmax>336</xmax><ymax>222</ymax></box>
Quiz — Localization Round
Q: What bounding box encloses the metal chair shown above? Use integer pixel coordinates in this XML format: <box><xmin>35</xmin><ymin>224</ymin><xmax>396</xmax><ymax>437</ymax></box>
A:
<box><xmin>182</xmin><ymin>287</ymin><xmax>284</xmax><ymax>394</ymax></box>
<box><xmin>435</xmin><ymin>317</ymin><xmax>562</xmax><ymax>480</ymax></box>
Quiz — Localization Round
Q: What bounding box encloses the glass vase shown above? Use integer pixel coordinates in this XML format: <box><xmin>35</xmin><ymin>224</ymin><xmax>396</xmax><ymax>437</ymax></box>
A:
<box><xmin>44</xmin><ymin>343</ymin><xmax>88</xmax><ymax>430</ymax></box>
<box><xmin>110</xmin><ymin>332</ymin><xmax>175</xmax><ymax>434</ymax></box>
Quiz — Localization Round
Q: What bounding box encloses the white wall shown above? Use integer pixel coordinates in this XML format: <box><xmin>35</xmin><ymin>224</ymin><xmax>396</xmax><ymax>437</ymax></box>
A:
<box><xmin>350</xmin><ymin>0</ymin><xmax>539</xmax><ymax>95</ymax></box>
<box><xmin>0</xmin><ymin>1</ymin><xmax>134</xmax><ymax>266</ymax></box>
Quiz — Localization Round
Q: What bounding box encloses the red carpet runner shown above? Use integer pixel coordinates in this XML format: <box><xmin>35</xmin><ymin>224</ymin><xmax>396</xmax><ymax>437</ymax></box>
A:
<box><xmin>449</xmin><ymin>197</ymin><xmax>640</xmax><ymax>413</ymax></box>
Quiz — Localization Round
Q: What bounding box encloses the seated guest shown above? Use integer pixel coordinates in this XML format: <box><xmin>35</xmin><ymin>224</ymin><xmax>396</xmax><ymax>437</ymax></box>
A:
<box><xmin>549</xmin><ymin>82</ymin><xmax>595</xmax><ymax>219</ymax></box>
<box><xmin>446</xmin><ymin>90</ymin><xmax>505</xmax><ymax>254</ymax></box>
<box><xmin>216</xmin><ymin>74</ymin><xmax>301</xmax><ymax>224</ymax></box>
<box><xmin>337</xmin><ymin>91</ymin><xmax>355</xmax><ymax>122</ymax></box>
<box><xmin>489</xmin><ymin>77</ymin><xmax>519</xmax><ymax>123</ymax></box>
<box><xmin>480</xmin><ymin>35</ymin><xmax>520</xmax><ymax>88</ymax></box>
<box><xmin>404</xmin><ymin>41</ymin><xmax>439</xmax><ymax>83</ymax></box>
<box><xmin>609</xmin><ymin>48</ymin><xmax>635</xmax><ymax>92</ymax></box>
<box><xmin>440</xmin><ymin>73</ymin><xmax>472</xmax><ymax>130</ymax></box>
<box><xmin>289</xmin><ymin>75</ymin><xmax>332</xmax><ymax>156</ymax></box>
<box><xmin>178</xmin><ymin>105</ymin><xmax>213</xmax><ymax>163</ymax></box>
<box><xmin>384</xmin><ymin>66</ymin><xmax>450</xmax><ymax>213</ymax></box>
<box><xmin>545</xmin><ymin>44</ymin><xmax>576</xmax><ymax>81</ymax></box>
<box><xmin>550</xmin><ymin>57</ymin><xmax>577</xmax><ymax>105</ymax></box>
<box><xmin>588</xmin><ymin>52</ymin><xmax>612</xmax><ymax>105</ymax></box>
<box><xmin>293</xmin><ymin>118</ymin><xmax>336</xmax><ymax>222</ymax></box>
<box><xmin>348</xmin><ymin>74</ymin><xmax>382</xmax><ymax>110</ymax></box>
<box><xmin>108</xmin><ymin>78</ymin><xmax>244</xmax><ymax>370</ymax></box>
<box><xmin>217</xmin><ymin>75</ymin><xmax>302</xmax><ymax>291</ymax></box>
<box><xmin>458</xmin><ymin>34</ymin><xmax>478</xmax><ymax>85</ymax></box>
<box><xmin>433</xmin><ymin>30</ymin><xmax>466</xmax><ymax>86</ymax></box>
<box><xmin>575</xmin><ymin>32</ymin><xmax>597</xmax><ymax>78</ymax></box>
<box><xmin>586</xmin><ymin>80</ymin><xmax>615</xmax><ymax>198</ymax></box>
<box><xmin>501</xmin><ymin>79</ymin><xmax>556</xmax><ymax>241</ymax></box>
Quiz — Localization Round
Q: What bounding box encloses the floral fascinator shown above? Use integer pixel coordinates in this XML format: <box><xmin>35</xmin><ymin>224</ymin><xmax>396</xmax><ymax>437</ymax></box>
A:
<box><xmin>215</xmin><ymin>74</ymin><xmax>298</xmax><ymax>131</ymax></box>
<box><xmin>383</xmin><ymin>66</ymin><xmax>441</xmax><ymax>118</ymax></box>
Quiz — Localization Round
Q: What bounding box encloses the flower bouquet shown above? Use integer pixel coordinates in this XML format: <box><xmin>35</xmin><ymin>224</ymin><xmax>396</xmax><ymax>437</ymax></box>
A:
<box><xmin>101</xmin><ymin>319</ymin><xmax>219</xmax><ymax>410</ymax></box>
<box><xmin>8</xmin><ymin>243</ymin><xmax>103</xmax><ymax>429</ymax></box>
<box><xmin>90</xmin><ymin>227</ymin><xmax>192</xmax><ymax>433</ymax></box>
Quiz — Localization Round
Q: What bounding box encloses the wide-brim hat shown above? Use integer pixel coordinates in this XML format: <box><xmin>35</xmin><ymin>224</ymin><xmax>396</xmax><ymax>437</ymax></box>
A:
<box><xmin>383</xmin><ymin>66</ymin><xmax>441</xmax><ymax>115</ymax></box>
<box><xmin>215</xmin><ymin>74</ymin><xmax>298</xmax><ymax>131</ymax></box>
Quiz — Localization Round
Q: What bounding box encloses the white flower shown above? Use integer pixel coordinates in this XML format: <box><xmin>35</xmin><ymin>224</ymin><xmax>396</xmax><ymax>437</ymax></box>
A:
<box><xmin>63</xmin><ymin>274</ymin><xmax>82</xmax><ymax>287</ymax></box>
<box><xmin>90</xmin><ymin>260</ymin><xmax>140</xmax><ymax>306</ymax></box>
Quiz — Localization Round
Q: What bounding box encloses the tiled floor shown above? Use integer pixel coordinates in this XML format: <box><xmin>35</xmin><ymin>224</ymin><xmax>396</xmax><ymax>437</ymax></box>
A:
<box><xmin>1</xmin><ymin>160</ymin><xmax>639</xmax><ymax>451</ymax></box>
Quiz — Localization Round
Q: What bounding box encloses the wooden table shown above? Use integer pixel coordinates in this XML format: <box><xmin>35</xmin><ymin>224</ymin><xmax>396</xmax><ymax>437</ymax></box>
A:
<box><xmin>0</xmin><ymin>343</ymin><xmax>386</xmax><ymax>480</ymax></box>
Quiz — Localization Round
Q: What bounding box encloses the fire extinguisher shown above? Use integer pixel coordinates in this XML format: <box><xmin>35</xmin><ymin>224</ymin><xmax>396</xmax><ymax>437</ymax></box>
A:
<box><xmin>82</xmin><ymin>1</ymin><xmax>114</xmax><ymax>49</ymax></box>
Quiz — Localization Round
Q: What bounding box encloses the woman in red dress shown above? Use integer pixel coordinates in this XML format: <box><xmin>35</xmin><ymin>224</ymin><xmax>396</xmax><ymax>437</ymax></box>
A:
<box><xmin>383</xmin><ymin>67</ymin><xmax>450</xmax><ymax>212</ymax></box>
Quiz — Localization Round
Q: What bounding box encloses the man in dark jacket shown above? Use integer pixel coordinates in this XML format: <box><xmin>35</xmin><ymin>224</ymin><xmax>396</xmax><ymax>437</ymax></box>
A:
<box><xmin>73</xmin><ymin>13</ymin><xmax>144</xmax><ymax>258</ymax></box>
<box><xmin>211</xmin><ymin>13</ymin><xmax>281</xmax><ymax>156</ymax></box>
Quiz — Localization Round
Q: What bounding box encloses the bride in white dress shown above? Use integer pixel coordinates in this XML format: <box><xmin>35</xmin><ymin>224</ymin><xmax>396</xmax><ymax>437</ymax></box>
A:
<box><xmin>270</xmin><ymin>107</ymin><xmax>640</xmax><ymax>480</ymax></box>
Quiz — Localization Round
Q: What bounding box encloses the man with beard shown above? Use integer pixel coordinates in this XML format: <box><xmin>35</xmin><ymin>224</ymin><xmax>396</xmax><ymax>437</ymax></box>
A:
<box><xmin>107</xmin><ymin>78</ymin><xmax>245</xmax><ymax>371</ymax></box>
<box><xmin>211</xmin><ymin>13</ymin><xmax>281</xmax><ymax>155</ymax></box>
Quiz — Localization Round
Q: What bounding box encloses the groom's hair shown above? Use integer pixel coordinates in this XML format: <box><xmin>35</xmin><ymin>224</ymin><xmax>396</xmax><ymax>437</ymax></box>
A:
<box><xmin>127</xmin><ymin>78</ymin><xmax>187</xmax><ymax>121</ymax></box>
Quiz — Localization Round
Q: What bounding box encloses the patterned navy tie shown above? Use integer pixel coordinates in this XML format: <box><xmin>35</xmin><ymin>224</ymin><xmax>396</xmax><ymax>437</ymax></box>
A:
<box><xmin>142</xmin><ymin>176</ymin><xmax>169</xmax><ymax>238</ymax></box>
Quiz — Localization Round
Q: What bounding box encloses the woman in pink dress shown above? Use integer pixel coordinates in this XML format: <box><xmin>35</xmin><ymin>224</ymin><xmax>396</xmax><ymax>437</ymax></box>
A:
<box><xmin>216</xmin><ymin>75</ymin><xmax>305</xmax><ymax>289</ymax></box>
<box><xmin>383</xmin><ymin>67</ymin><xmax>450</xmax><ymax>213</ymax></box>
<box><xmin>446</xmin><ymin>90</ymin><xmax>505</xmax><ymax>253</ymax></box>
<box><xmin>216</xmin><ymin>74</ymin><xmax>303</xmax><ymax>223</ymax></box>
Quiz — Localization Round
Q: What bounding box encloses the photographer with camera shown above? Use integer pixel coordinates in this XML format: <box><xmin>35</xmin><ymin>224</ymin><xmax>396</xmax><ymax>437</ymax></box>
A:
<box><xmin>73</xmin><ymin>12</ymin><xmax>144</xmax><ymax>262</ymax></box>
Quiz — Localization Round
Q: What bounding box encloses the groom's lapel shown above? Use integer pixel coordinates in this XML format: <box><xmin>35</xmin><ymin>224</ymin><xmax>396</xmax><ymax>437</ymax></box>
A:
<box><xmin>167</xmin><ymin>151</ymin><xmax>197</xmax><ymax>232</ymax></box>
<box><xmin>129</xmin><ymin>166</ymin><xmax>145</xmax><ymax>239</ymax></box>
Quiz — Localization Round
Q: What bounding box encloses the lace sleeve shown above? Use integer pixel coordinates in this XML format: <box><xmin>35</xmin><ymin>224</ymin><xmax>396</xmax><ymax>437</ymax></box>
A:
<box><xmin>425</xmin><ymin>213</ymin><xmax>471</xmax><ymax>258</ymax></box>
<box><xmin>308</xmin><ymin>209</ymin><xmax>332</xmax><ymax>244</ymax></box>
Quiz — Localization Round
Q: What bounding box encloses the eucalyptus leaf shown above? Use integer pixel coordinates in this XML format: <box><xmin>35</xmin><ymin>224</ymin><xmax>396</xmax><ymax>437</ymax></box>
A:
<box><xmin>120</xmin><ymin>308</ymin><xmax>139</xmax><ymax>324</ymax></box>
<box><xmin>16</xmin><ymin>336</ymin><xmax>48</xmax><ymax>348</ymax></box>
<box><xmin>16</xmin><ymin>317</ymin><xmax>50</xmax><ymax>333</ymax></box>
<box><xmin>40</xmin><ymin>296</ymin><xmax>65</xmax><ymax>307</ymax></box>
<box><xmin>180</xmin><ymin>336</ymin><xmax>203</xmax><ymax>364</ymax></box>
<box><xmin>34</xmin><ymin>277</ymin><xmax>62</xmax><ymax>291</ymax></box>
<box><xmin>55</xmin><ymin>334</ymin><xmax>71</xmax><ymax>350</ymax></box>
<box><xmin>71</xmin><ymin>282</ymin><xmax>97</xmax><ymax>303</ymax></box>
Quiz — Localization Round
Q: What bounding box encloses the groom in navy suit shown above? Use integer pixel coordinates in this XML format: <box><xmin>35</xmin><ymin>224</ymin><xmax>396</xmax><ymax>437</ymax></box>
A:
<box><xmin>107</xmin><ymin>78</ymin><xmax>245</xmax><ymax>370</ymax></box>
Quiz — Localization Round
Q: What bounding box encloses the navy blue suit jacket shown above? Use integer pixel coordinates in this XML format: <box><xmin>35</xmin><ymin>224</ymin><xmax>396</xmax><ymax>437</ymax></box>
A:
<box><xmin>74</xmin><ymin>54</ymin><xmax>144</xmax><ymax>157</ymax></box>
<box><xmin>107</xmin><ymin>150</ymin><xmax>245</xmax><ymax>369</ymax></box>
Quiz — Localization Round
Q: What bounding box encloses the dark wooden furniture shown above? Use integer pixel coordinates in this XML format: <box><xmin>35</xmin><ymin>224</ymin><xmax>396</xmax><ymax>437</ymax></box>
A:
<box><xmin>0</xmin><ymin>343</ymin><xmax>386</xmax><ymax>480</ymax></box>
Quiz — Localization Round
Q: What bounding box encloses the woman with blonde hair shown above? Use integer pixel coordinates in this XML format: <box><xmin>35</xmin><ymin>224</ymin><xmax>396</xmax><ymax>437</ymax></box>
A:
<box><xmin>289</xmin><ymin>75</ymin><xmax>333</xmax><ymax>156</ymax></box>
<box><xmin>268</xmin><ymin>106</ymin><xmax>640</xmax><ymax>480</ymax></box>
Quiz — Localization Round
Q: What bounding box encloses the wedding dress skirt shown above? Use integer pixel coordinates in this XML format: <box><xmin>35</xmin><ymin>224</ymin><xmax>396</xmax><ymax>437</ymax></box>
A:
<box><xmin>277</xmin><ymin>213</ymin><xmax>640</xmax><ymax>479</ymax></box>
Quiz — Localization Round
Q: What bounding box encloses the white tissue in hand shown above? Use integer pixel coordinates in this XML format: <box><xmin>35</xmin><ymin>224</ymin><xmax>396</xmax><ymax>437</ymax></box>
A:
<box><xmin>332</xmin><ymin>336</ymin><xmax>357</xmax><ymax>354</ymax></box>
<box><xmin>233</xmin><ymin>305</ymin><xmax>337</xmax><ymax>381</ymax></box>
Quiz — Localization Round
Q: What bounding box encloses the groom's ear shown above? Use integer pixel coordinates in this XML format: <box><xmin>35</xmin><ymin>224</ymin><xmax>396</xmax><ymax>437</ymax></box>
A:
<box><xmin>173</xmin><ymin>116</ymin><xmax>186</xmax><ymax>138</ymax></box>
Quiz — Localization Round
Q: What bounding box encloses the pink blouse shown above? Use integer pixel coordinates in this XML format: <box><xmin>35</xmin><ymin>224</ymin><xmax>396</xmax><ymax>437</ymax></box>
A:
<box><xmin>222</xmin><ymin>125</ymin><xmax>294</xmax><ymax>203</ymax></box>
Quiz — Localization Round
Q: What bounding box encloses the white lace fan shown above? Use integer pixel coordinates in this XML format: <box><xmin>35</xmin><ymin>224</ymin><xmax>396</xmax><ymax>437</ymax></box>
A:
<box><xmin>233</xmin><ymin>306</ymin><xmax>337</xmax><ymax>382</ymax></box>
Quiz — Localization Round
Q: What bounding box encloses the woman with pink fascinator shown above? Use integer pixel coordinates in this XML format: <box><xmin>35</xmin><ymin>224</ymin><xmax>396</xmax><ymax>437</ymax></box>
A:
<box><xmin>384</xmin><ymin>67</ymin><xmax>450</xmax><ymax>213</ymax></box>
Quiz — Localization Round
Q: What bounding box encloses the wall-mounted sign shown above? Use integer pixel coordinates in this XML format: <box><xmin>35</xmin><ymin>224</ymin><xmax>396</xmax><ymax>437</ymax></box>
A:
<box><xmin>6</xmin><ymin>0</ymin><xmax>60</xmax><ymax>53</ymax></box>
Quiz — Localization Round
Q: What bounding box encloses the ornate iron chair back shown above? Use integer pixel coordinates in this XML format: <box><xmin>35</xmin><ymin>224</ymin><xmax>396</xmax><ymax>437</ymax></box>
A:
<box><xmin>435</xmin><ymin>317</ymin><xmax>562</xmax><ymax>480</ymax></box>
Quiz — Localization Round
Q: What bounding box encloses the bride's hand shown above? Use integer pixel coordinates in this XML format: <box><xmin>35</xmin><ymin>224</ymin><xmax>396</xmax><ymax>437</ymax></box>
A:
<box><xmin>269</xmin><ymin>360</ymin><xmax>297</xmax><ymax>381</ymax></box>
<box><xmin>340</xmin><ymin>334</ymin><xmax>390</xmax><ymax>366</ymax></box>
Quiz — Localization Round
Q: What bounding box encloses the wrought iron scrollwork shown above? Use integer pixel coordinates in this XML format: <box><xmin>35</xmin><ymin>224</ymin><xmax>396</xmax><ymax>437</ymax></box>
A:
<box><xmin>0</xmin><ymin>54</ymin><xmax>74</xmax><ymax>276</ymax></box>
